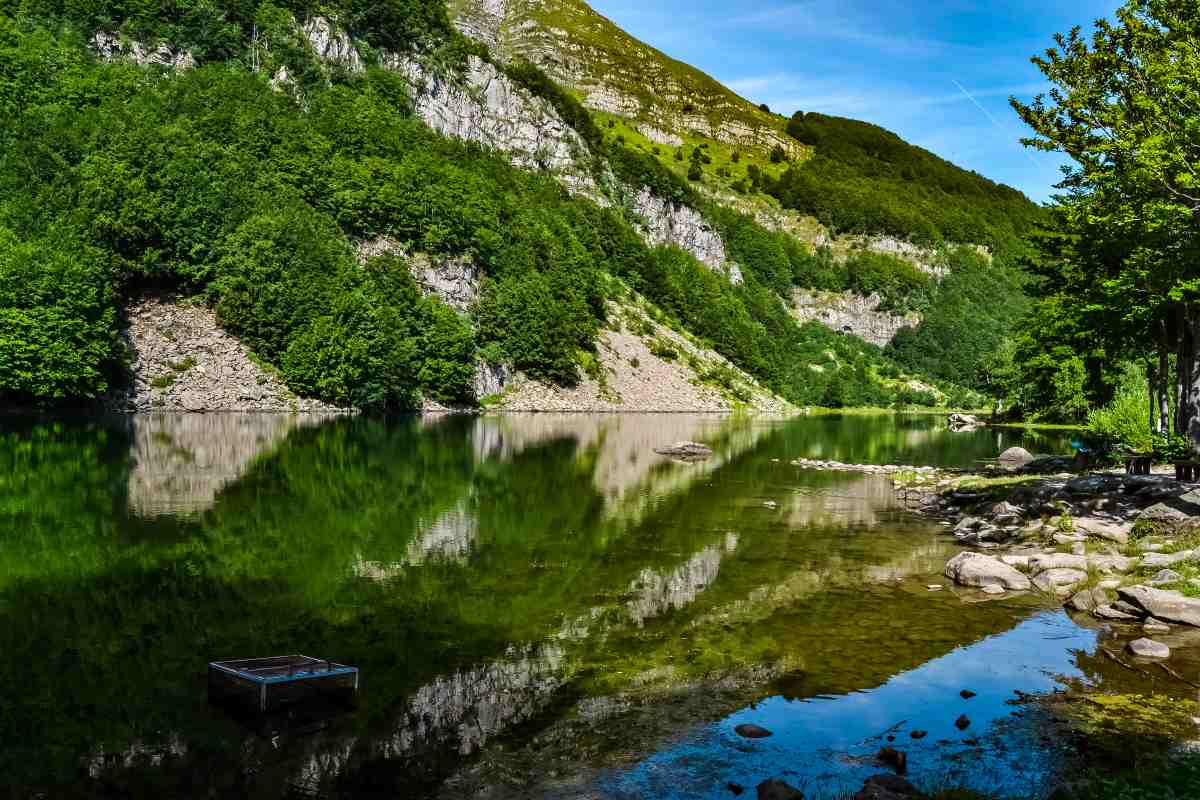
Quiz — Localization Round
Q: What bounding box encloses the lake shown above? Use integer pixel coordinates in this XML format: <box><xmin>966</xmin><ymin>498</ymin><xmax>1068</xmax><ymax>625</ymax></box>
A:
<box><xmin>0</xmin><ymin>412</ymin><xmax>1133</xmax><ymax>799</ymax></box>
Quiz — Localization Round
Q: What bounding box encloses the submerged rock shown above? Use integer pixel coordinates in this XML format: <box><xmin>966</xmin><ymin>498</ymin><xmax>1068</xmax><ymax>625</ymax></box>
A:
<box><xmin>876</xmin><ymin>746</ymin><xmax>907</xmax><ymax>774</ymax></box>
<box><xmin>944</xmin><ymin>552</ymin><xmax>1032</xmax><ymax>591</ymax></box>
<box><xmin>955</xmin><ymin>714</ymin><xmax>971</xmax><ymax>730</ymax></box>
<box><xmin>735</xmin><ymin>723</ymin><xmax>773</xmax><ymax>739</ymax></box>
<box><xmin>1118</xmin><ymin>585</ymin><xmax>1200</xmax><ymax>627</ymax></box>
<box><xmin>654</xmin><ymin>441</ymin><xmax>713</xmax><ymax>460</ymax></box>
<box><xmin>757</xmin><ymin>778</ymin><xmax>804</xmax><ymax>800</ymax></box>
<box><xmin>1127</xmin><ymin>638</ymin><xmax>1171</xmax><ymax>659</ymax></box>
<box><xmin>853</xmin><ymin>774</ymin><xmax>919</xmax><ymax>799</ymax></box>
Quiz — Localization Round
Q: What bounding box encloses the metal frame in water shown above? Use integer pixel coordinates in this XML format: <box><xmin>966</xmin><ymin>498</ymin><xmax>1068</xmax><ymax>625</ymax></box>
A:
<box><xmin>208</xmin><ymin>655</ymin><xmax>359</xmax><ymax>713</ymax></box>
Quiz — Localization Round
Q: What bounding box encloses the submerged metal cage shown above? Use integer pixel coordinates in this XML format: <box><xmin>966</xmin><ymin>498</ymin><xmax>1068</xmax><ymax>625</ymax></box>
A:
<box><xmin>208</xmin><ymin>655</ymin><xmax>359</xmax><ymax>713</ymax></box>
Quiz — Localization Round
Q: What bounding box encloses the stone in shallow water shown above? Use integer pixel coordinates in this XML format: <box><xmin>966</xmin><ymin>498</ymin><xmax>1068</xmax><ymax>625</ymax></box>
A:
<box><xmin>735</xmin><ymin>723</ymin><xmax>773</xmax><ymax>739</ymax></box>
<box><xmin>756</xmin><ymin>778</ymin><xmax>803</xmax><ymax>800</ymax></box>
<box><xmin>955</xmin><ymin>714</ymin><xmax>971</xmax><ymax>730</ymax></box>
<box><xmin>1095</xmin><ymin>604</ymin><xmax>1137</xmax><ymax>621</ymax></box>
<box><xmin>852</xmin><ymin>774</ymin><xmax>920</xmax><ymax>800</ymax></box>
<box><xmin>876</xmin><ymin>746</ymin><xmax>907</xmax><ymax>773</ymax></box>
<box><xmin>1127</xmin><ymin>638</ymin><xmax>1171</xmax><ymax>659</ymax></box>
<box><xmin>980</xmin><ymin>584</ymin><xmax>1006</xmax><ymax>595</ymax></box>
<box><xmin>1144</xmin><ymin>619</ymin><xmax>1172</xmax><ymax>635</ymax></box>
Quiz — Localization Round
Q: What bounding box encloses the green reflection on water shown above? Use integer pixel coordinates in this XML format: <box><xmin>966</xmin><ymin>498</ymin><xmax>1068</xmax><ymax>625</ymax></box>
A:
<box><xmin>0</xmin><ymin>413</ymin><xmax>1069</xmax><ymax>798</ymax></box>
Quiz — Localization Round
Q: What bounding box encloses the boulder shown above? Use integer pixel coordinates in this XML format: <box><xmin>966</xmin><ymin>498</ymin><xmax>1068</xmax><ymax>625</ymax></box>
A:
<box><xmin>1113</xmin><ymin>600</ymin><xmax>1146</xmax><ymax>617</ymax></box>
<box><xmin>1074</xmin><ymin>517</ymin><xmax>1132</xmax><ymax>544</ymax></box>
<box><xmin>944</xmin><ymin>552</ymin><xmax>1032</xmax><ymax>591</ymax></box>
<box><xmin>1141</xmin><ymin>550</ymin><xmax>1197</xmax><ymax>569</ymax></box>
<box><xmin>1066</xmin><ymin>587</ymin><xmax>1109</xmax><ymax>613</ymax></box>
<box><xmin>1090</xmin><ymin>554</ymin><xmax>1137</xmax><ymax>574</ymax></box>
<box><xmin>1118</xmin><ymin>585</ymin><xmax>1200</xmax><ymax>627</ymax></box>
<box><xmin>1138</xmin><ymin>503</ymin><xmax>1193</xmax><ymax>528</ymax></box>
<box><xmin>1029</xmin><ymin>553</ymin><xmax>1088</xmax><ymax>573</ymax></box>
<box><xmin>654</xmin><ymin>441</ymin><xmax>713</xmax><ymax>460</ymax></box>
<box><xmin>1095</xmin><ymin>605</ymin><xmax>1138</xmax><ymax>621</ymax></box>
<box><xmin>1033</xmin><ymin>568</ymin><xmax>1088</xmax><ymax>594</ymax></box>
<box><xmin>948</xmin><ymin>413</ymin><xmax>982</xmax><ymax>431</ymax></box>
<box><xmin>1127</xmin><ymin>638</ymin><xmax>1171</xmax><ymax>659</ymax></box>
<box><xmin>1150</xmin><ymin>569</ymin><xmax>1184</xmax><ymax>586</ymax></box>
<box><xmin>853</xmin><ymin>774</ymin><xmax>920</xmax><ymax>800</ymax></box>
<box><xmin>998</xmin><ymin>447</ymin><xmax>1035</xmax><ymax>470</ymax></box>
<box><xmin>1066</xmin><ymin>475</ymin><xmax>1124</xmax><ymax>495</ymax></box>
<box><xmin>1000</xmin><ymin>554</ymin><xmax>1031</xmax><ymax>569</ymax></box>
<box><xmin>757</xmin><ymin>779</ymin><xmax>804</xmax><ymax>800</ymax></box>
<box><xmin>1144</xmin><ymin>619</ymin><xmax>1172</xmax><ymax>634</ymax></box>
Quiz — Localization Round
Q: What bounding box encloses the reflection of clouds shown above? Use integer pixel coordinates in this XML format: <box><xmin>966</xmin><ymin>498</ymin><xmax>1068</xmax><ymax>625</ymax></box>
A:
<box><xmin>352</xmin><ymin>502</ymin><xmax>478</xmax><ymax>580</ymax></box>
<box><xmin>626</xmin><ymin>534</ymin><xmax>739</xmax><ymax>626</ymax></box>
<box><xmin>126</xmin><ymin>413</ymin><xmax>333</xmax><ymax>517</ymax></box>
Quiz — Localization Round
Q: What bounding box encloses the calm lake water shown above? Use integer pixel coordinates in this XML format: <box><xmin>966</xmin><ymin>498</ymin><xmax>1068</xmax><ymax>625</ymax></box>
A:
<box><xmin>0</xmin><ymin>412</ymin><xmax>1133</xmax><ymax>799</ymax></box>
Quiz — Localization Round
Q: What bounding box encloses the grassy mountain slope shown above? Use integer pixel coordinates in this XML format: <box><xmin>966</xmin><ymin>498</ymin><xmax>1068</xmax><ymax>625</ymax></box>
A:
<box><xmin>0</xmin><ymin>0</ymin><xmax>1026</xmax><ymax>410</ymax></box>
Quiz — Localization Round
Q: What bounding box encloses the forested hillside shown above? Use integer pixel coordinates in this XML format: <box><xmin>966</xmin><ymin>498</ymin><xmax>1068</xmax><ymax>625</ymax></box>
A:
<box><xmin>0</xmin><ymin>0</ymin><xmax>1037</xmax><ymax>411</ymax></box>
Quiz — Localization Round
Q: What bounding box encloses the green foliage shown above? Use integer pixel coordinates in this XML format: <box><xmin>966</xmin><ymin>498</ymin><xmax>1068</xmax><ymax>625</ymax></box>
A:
<box><xmin>1086</xmin><ymin>365</ymin><xmax>1156</xmax><ymax>454</ymax></box>
<box><xmin>843</xmin><ymin>251</ymin><xmax>933</xmax><ymax>313</ymax></box>
<box><xmin>777</xmin><ymin>112</ymin><xmax>1043</xmax><ymax>250</ymax></box>
<box><xmin>886</xmin><ymin>247</ymin><xmax>1029</xmax><ymax>391</ymax></box>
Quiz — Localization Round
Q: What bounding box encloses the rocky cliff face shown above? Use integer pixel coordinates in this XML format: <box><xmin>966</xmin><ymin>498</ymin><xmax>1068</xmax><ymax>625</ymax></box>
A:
<box><xmin>449</xmin><ymin>0</ymin><xmax>802</xmax><ymax>160</ymax></box>
<box><xmin>791</xmin><ymin>290</ymin><xmax>921</xmax><ymax>348</ymax></box>
<box><xmin>632</xmin><ymin>188</ymin><xmax>729</xmax><ymax>274</ymax></box>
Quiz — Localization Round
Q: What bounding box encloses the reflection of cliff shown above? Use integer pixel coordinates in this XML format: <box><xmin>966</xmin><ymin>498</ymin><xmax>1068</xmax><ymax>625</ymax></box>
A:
<box><xmin>125</xmin><ymin>413</ymin><xmax>334</xmax><ymax>517</ymax></box>
<box><xmin>353</xmin><ymin>501</ymin><xmax>479</xmax><ymax>579</ymax></box>
<box><xmin>627</xmin><ymin>533</ymin><xmax>739</xmax><ymax>625</ymax></box>
<box><xmin>472</xmin><ymin>414</ymin><xmax>770</xmax><ymax>519</ymax></box>
<box><xmin>380</xmin><ymin>644</ymin><xmax>565</xmax><ymax>758</ymax></box>
<box><xmin>784</xmin><ymin>473</ymin><xmax>902</xmax><ymax>528</ymax></box>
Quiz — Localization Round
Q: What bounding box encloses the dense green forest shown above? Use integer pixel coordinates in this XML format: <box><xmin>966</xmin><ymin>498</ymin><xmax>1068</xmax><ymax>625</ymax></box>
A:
<box><xmin>0</xmin><ymin>0</ymin><xmax>1034</xmax><ymax>411</ymax></box>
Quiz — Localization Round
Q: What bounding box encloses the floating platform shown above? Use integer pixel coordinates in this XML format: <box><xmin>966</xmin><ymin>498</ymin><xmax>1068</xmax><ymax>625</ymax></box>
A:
<box><xmin>208</xmin><ymin>655</ymin><xmax>359</xmax><ymax>713</ymax></box>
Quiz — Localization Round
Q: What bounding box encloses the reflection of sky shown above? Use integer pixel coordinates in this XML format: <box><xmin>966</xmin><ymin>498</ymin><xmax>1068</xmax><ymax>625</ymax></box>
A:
<box><xmin>602</xmin><ymin>612</ymin><xmax>1097</xmax><ymax>800</ymax></box>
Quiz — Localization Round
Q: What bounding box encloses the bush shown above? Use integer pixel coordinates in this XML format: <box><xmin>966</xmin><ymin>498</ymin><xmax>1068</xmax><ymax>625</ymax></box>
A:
<box><xmin>1086</xmin><ymin>366</ymin><xmax>1155</xmax><ymax>454</ymax></box>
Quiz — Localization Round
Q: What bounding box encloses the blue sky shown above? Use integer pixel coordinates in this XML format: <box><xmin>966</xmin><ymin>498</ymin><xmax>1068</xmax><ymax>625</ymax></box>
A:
<box><xmin>588</xmin><ymin>1</ymin><xmax>1121</xmax><ymax>203</ymax></box>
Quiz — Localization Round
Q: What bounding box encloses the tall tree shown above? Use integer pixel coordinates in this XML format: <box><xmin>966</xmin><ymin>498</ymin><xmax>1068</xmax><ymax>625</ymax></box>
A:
<box><xmin>1013</xmin><ymin>0</ymin><xmax>1200</xmax><ymax>447</ymax></box>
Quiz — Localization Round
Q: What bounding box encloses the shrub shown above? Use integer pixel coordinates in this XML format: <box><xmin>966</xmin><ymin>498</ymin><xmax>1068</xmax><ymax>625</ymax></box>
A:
<box><xmin>1086</xmin><ymin>367</ymin><xmax>1155</xmax><ymax>454</ymax></box>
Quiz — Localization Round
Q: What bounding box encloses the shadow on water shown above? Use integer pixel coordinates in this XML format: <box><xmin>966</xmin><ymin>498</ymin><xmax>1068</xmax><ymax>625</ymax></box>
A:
<box><xmin>0</xmin><ymin>413</ymin><xmax>1108</xmax><ymax>800</ymax></box>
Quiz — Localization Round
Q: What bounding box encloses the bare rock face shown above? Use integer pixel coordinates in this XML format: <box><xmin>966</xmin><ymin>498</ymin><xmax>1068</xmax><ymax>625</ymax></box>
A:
<box><xmin>791</xmin><ymin>290</ymin><xmax>921</xmax><ymax>347</ymax></box>
<box><xmin>301</xmin><ymin>16</ymin><xmax>363</xmax><ymax>72</ymax></box>
<box><xmin>112</xmin><ymin>296</ymin><xmax>345</xmax><ymax>413</ymax></box>
<box><xmin>944</xmin><ymin>552</ymin><xmax>1032</xmax><ymax>591</ymax></box>
<box><xmin>633</xmin><ymin>188</ymin><xmax>728</xmax><ymax>273</ymax></box>
<box><xmin>91</xmin><ymin>31</ymin><xmax>196</xmax><ymax>69</ymax></box>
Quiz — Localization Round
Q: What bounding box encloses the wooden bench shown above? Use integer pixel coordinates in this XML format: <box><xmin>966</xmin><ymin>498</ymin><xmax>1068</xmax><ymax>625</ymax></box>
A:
<box><xmin>1176</xmin><ymin>461</ymin><xmax>1200</xmax><ymax>482</ymax></box>
<box><xmin>1125</xmin><ymin>454</ymin><xmax>1153</xmax><ymax>475</ymax></box>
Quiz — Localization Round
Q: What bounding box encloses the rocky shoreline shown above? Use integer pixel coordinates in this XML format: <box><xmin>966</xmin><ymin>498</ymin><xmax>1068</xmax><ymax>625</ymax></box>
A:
<box><xmin>794</xmin><ymin>450</ymin><xmax>1200</xmax><ymax>664</ymax></box>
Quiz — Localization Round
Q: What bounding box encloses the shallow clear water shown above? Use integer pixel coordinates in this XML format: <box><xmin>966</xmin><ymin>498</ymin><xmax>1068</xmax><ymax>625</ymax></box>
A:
<box><xmin>0</xmin><ymin>412</ymin><xmax>1098</xmax><ymax>799</ymax></box>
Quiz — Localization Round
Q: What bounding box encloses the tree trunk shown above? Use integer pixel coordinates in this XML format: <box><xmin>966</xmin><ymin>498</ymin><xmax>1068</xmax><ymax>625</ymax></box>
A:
<box><xmin>1149</xmin><ymin>359</ymin><xmax>1160</xmax><ymax>435</ymax></box>
<box><xmin>1158</xmin><ymin>346</ymin><xmax>1171</xmax><ymax>434</ymax></box>
<box><xmin>1177</xmin><ymin>311</ymin><xmax>1200</xmax><ymax>452</ymax></box>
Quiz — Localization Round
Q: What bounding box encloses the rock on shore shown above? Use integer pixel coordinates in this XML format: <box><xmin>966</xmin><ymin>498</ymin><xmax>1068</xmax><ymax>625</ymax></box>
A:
<box><xmin>943</xmin><ymin>552</ymin><xmax>1031</xmax><ymax>591</ymax></box>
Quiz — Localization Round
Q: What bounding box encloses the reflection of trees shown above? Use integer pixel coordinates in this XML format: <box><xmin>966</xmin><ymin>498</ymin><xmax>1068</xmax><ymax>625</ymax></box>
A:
<box><xmin>0</xmin><ymin>413</ymin><xmax>1058</xmax><ymax>799</ymax></box>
